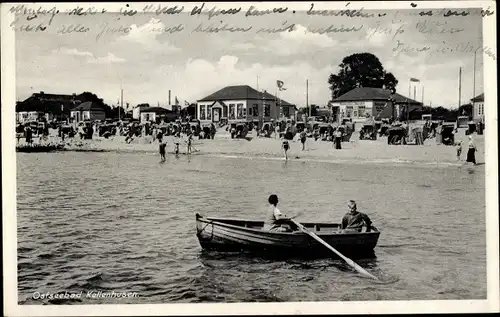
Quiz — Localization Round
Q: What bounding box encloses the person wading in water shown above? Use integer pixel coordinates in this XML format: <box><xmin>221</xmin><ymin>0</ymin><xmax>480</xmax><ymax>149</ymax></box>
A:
<box><xmin>282</xmin><ymin>139</ymin><xmax>290</xmax><ymax>160</ymax></box>
<box><xmin>174</xmin><ymin>132</ymin><xmax>181</xmax><ymax>155</ymax></box>
<box><xmin>300</xmin><ymin>129</ymin><xmax>307</xmax><ymax>151</ymax></box>
<box><xmin>159</xmin><ymin>139</ymin><xmax>167</xmax><ymax>161</ymax></box>
<box><xmin>187</xmin><ymin>132</ymin><xmax>193</xmax><ymax>155</ymax></box>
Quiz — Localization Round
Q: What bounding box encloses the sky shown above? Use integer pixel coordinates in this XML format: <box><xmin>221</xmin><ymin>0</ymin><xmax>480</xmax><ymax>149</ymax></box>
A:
<box><xmin>12</xmin><ymin>3</ymin><xmax>487</xmax><ymax>109</ymax></box>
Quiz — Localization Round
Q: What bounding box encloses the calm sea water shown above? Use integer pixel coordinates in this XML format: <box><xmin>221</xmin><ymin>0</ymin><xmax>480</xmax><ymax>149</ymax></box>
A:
<box><xmin>16</xmin><ymin>151</ymin><xmax>486</xmax><ymax>304</ymax></box>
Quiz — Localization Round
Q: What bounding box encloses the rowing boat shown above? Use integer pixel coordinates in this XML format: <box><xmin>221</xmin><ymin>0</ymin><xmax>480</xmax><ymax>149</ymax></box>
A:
<box><xmin>195</xmin><ymin>213</ymin><xmax>380</xmax><ymax>258</ymax></box>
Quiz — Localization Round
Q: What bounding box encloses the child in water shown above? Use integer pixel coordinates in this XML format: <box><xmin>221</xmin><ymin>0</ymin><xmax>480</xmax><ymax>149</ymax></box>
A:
<box><xmin>282</xmin><ymin>139</ymin><xmax>290</xmax><ymax>160</ymax></box>
<box><xmin>187</xmin><ymin>133</ymin><xmax>193</xmax><ymax>155</ymax></box>
<box><xmin>456</xmin><ymin>140</ymin><xmax>462</xmax><ymax>161</ymax></box>
<box><xmin>159</xmin><ymin>140</ymin><xmax>167</xmax><ymax>161</ymax></box>
<box><xmin>174</xmin><ymin>132</ymin><xmax>181</xmax><ymax>155</ymax></box>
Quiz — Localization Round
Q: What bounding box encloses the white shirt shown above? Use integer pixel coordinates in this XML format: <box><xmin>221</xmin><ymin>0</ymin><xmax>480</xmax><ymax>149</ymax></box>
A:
<box><xmin>262</xmin><ymin>205</ymin><xmax>284</xmax><ymax>230</ymax></box>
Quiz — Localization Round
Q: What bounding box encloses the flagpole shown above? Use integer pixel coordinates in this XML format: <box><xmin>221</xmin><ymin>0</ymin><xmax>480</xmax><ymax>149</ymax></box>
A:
<box><xmin>306</xmin><ymin>79</ymin><xmax>310</xmax><ymax>118</ymax></box>
<box><xmin>120</xmin><ymin>88</ymin><xmax>123</xmax><ymax>121</ymax></box>
<box><xmin>458</xmin><ymin>67</ymin><xmax>462</xmax><ymax>108</ymax></box>
<box><xmin>421</xmin><ymin>86</ymin><xmax>424</xmax><ymax>105</ymax></box>
<box><xmin>257</xmin><ymin>75</ymin><xmax>259</xmax><ymax>91</ymax></box>
<box><xmin>473</xmin><ymin>51</ymin><xmax>476</xmax><ymax>104</ymax></box>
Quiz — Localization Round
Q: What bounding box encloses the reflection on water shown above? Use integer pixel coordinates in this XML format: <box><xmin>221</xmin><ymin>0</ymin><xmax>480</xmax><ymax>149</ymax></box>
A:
<box><xmin>16</xmin><ymin>152</ymin><xmax>486</xmax><ymax>304</ymax></box>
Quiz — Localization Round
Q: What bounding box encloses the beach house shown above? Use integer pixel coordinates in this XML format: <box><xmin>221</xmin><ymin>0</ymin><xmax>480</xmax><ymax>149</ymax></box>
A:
<box><xmin>140</xmin><ymin>107</ymin><xmax>176</xmax><ymax>123</ymax></box>
<box><xmin>70</xmin><ymin>101</ymin><xmax>106</xmax><ymax>122</ymax></box>
<box><xmin>16</xmin><ymin>91</ymin><xmax>81</xmax><ymax>123</ymax></box>
<box><xmin>329</xmin><ymin>87</ymin><xmax>423</xmax><ymax>124</ymax></box>
<box><xmin>471</xmin><ymin>93</ymin><xmax>484</xmax><ymax>123</ymax></box>
<box><xmin>196</xmin><ymin>85</ymin><xmax>296</xmax><ymax>124</ymax></box>
<box><xmin>132</xmin><ymin>104</ymin><xmax>151</xmax><ymax>120</ymax></box>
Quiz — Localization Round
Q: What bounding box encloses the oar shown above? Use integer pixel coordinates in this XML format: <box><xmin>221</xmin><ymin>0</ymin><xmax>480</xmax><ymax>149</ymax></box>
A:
<box><xmin>289</xmin><ymin>219</ymin><xmax>378</xmax><ymax>280</ymax></box>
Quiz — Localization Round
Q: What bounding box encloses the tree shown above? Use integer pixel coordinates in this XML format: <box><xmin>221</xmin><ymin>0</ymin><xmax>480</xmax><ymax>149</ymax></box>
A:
<box><xmin>328</xmin><ymin>53</ymin><xmax>398</xmax><ymax>99</ymax></box>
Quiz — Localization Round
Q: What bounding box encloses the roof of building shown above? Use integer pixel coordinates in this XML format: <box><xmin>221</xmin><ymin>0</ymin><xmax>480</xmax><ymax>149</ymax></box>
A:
<box><xmin>32</xmin><ymin>92</ymin><xmax>79</xmax><ymax>101</ymax></box>
<box><xmin>332</xmin><ymin>87</ymin><xmax>422</xmax><ymax>105</ymax></box>
<box><xmin>71</xmin><ymin>101</ymin><xmax>105</xmax><ymax>111</ymax></box>
<box><xmin>141</xmin><ymin>107</ymin><xmax>173</xmax><ymax>113</ymax></box>
<box><xmin>198</xmin><ymin>85</ymin><xmax>294</xmax><ymax>106</ymax></box>
<box><xmin>471</xmin><ymin>93</ymin><xmax>484</xmax><ymax>102</ymax></box>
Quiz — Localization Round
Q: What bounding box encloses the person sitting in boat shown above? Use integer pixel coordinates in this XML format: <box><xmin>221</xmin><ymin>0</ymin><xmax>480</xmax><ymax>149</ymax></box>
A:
<box><xmin>340</xmin><ymin>200</ymin><xmax>373</xmax><ymax>232</ymax></box>
<box><xmin>262</xmin><ymin>194</ymin><xmax>295</xmax><ymax>232</ymax></box>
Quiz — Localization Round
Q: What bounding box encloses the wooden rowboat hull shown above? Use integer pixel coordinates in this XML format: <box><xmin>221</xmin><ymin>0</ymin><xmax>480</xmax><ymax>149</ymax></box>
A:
<box><xmin>195</xmin><ymin>214</ymin><xmax>380</xmax><ymax>259</ymax></box>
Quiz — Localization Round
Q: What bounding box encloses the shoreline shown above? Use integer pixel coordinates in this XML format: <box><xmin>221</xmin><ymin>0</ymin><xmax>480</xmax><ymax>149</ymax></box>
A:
<box><xmin>19</xmin><ymin>129</ymin><xmax>484</xmax><ymax>167</ymax></box>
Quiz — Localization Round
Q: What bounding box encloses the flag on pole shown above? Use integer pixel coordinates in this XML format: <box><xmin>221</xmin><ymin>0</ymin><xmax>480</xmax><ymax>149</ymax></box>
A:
<box><xmin>184</xmin><ymin>101</ymin><xmax>190</xmax><ymax>107</ymax></box>
<box><xmin>277</xmin><ymin>80</ymin><xmax>287</xmax><ymax>91</ymax></box>
<box><xmin>410</xmin><ymin>78</ymin><xmax>420</xmax><ymax>82</ymax></box>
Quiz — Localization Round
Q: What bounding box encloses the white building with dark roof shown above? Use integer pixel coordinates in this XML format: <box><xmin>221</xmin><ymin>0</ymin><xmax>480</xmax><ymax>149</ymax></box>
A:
<box><xmin>196</xmin><ymin>85</ymin><xmax>296</xmax><ymax>124</ymax></box>
<box><xmin>329</xmin><ymin>87</ymin><xmax>423</xmax><ymax>123</ymax></box>
<box><xmin>471</xmin><ymin>93</ymin><xmax>484</xmax><ymax>123</ymax></box>
<box><xmin>70</xmin><ymin>101</ymin><xmax>106</xmax><ymax>122</ymax></box>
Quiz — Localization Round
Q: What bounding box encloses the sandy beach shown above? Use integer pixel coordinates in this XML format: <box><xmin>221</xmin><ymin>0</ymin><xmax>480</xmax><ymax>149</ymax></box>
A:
<box><xmin>28</xmin><ymin>127</ymin><xmax>483</xmax><ymax>166</ymax></box>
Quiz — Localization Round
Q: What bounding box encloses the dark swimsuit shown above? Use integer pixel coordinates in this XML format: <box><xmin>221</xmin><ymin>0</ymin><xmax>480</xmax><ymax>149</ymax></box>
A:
<box><xmin>283</xmin><ymin>141</ymin><xmax>289</xmax><ymax>151</ymax></box>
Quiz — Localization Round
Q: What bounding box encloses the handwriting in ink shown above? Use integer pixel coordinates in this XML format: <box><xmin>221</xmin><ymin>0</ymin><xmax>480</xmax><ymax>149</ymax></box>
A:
<box><xmin>245</xmin><ymin>6</ymin><xmax>288</xmax><ymax>17</ymax></box>
<box><xmin>120</xmin><ymin>4</ymin><xmax>137</xmax><ymax>16</ymax></box>
<box><xmin>256</xmin><ymin>21</ymin><xmax>296</xmax><ymax>34</ymax></box>
<box><xmin>367</xmin><ymin>21</ymin><xmax>405</xmax><ymax>41</ymax></box>
<box><xmin>307</xmin><ymin>3</ymin><xmax>374</xmax><ymax>18</ymax></box>
<box><xmin>193</xmin><ymin>22</ymin><xmax>252</xmax><ymax>33</ymax></box>
<box><xmin>415</xmin><ymin>20</ymin><xmax>463</xmax><ymax>35</ymax></box>
<box><xmin>67</xmin><ymin>6</ymin><xmax>104</xmax><ymax>16</ymax></box>
<box><xmin>9</xmin><ymin>4</ymin><xmax>59</xmax><ymax>25</ymax></box>
<box><xmin>419</xmin><ymin>11</ymin><xmax>433</xmax><ymax>16</ymax></box>
<box><xmin>10</xmin><ymin>19</ymin><xmax>47</xmax><ymax>32</ymax></box>
<box><xmin>95</xmin><ymin>22</ymin><xmax>131</xmax><ymax>41</ymax></box>
<box><xmin>143</xmin><ymin>4</ymin><xmax>184</xmax><ymax>15</ymax></box>
<box><xmin>307</xmin><ymin>24</ymin><xmax>363</xmax><ymax>35</ymax></box>
<box><xmin>481</xmin><ymin>8</ymin><xmax>495</xmax><ymax>17</ymax></box>
<box><xmin>190</xmin><ymin>3</ymin><xmax>242</xmax><ymax>20</ymax></box>
<box><xmin>443</xmin><ymin>10</ymin><xmax>470</xmax><ymax>17</ymax></box>
<box><xmin>57</xmin><ymin>24</ymin><xmax>90</xmax><ymax>34</ymax></box>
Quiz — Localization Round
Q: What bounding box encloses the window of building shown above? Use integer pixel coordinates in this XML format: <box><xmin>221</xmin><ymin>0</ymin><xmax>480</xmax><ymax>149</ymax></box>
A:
<box><xmin>282</xmin><ymin>106</ymin><xmax>290</xmax><ymax>118</ymax></box>
<box><xmin>237</xmin><ymin>103</ymin><xmax>243</xmax><ymax>119</ymax></box>
<box><xmin>249</xmin><ymin>107</ymin><xmax>253</xmax><ymax>116</ymax></box>
<box><xmin>358</xmin><ymin>105</ymin><xmax>366</xmax><ymax>117</ymax></box>
<box><xmin>200</xmin><ymin>105</ymin><xmax>206</xmax><ymax>120</ymax></box>
<box><xmin>253</xmin><ymin>104</ymin><xmax>259</xmax><ymax>116</ymax></box>
<box><xmin>207</xmin><ymin>105</ymin><xmax>212</xmax><ymax>120</ymax></box>
<box><xmin>229</xmin><ymin>104</ymin><xmax>235</xmax><ymax>119</ymax></box>
<box><xmin>264</xmin><ymin>104</ymin><xmax>270</xmax><ymax>117</ymax></box>
<box><xmin>242</xmin><ymin>107</ymin><xmax>247</xmax><ymax>117</ymax></box>
<box><xmin>346</xmin><ymin>106</ymin><xmax>353</xmax><ymax>117</ymax></box>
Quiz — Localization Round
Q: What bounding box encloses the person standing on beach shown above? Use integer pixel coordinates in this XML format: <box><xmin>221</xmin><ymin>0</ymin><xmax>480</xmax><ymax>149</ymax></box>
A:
<box><xmin>282</xmin><ymin>139</ymin><xmax>290</xmax><ymax>160</ymax></box>
<box><xmin>334</xmin><ymin>128</ymin><xmax>342</xmax><ymax>149</ymax></box>
<box><xmin>187</xmin><ymin>132</ymin><xmax>193</xmax><ymax>155</ymax></box>
<box><xmin>159</xmin><ymin>139</ymin><xmax>167</xmax><ymax>161</ymax></box>
<box><xmin>25</xmin><ymin>126</ymin><xmax>33</xmax><ymax>144</ymax></box>
<box><xmin>466</xmin><ymin>135</ymin><xmax>477</xmax><ymax>165</ymax></box>
<box><xmin>156</xmin><ymin>129</ymin><xmax>163</xmax><ymax>144</ymax></box>
<box><xmin>300</xmin><ymin>129</ymin><xmax>307</xmax><ymax>151</ymax></box>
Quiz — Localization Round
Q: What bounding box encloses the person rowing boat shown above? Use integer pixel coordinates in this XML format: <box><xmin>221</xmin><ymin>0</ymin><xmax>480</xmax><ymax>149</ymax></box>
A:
<box><xmin>262</xmin><ymin>194</ymin><xmax>298</xmax><ymax>232</ymax></box>
<box><xmin>340</xmin><ymin>200</ymin><xmax>373</xmax><ymax>232</ymax></box>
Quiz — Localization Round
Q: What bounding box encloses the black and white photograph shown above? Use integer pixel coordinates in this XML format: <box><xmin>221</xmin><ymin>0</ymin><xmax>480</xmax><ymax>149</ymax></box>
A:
<box><xmin>2</xmin><ymin>1</ymin><xmax>498</xmax><ymax>315</ymax></box>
